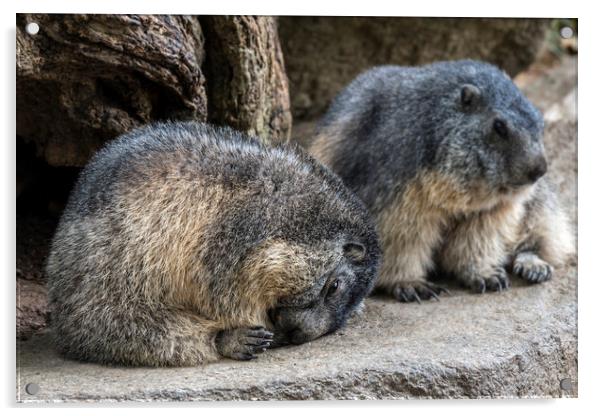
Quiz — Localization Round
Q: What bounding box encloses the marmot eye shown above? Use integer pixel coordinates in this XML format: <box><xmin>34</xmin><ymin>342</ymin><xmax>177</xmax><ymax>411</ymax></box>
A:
<box><xmin>326</xmin><ymin>279</ymin><xmax>340</xmax><ymax>299</ymax></box>
<box><xmin>493</xmin><ymin>119</ymin><xmax>508</xmax><ymax>138</ymax></box>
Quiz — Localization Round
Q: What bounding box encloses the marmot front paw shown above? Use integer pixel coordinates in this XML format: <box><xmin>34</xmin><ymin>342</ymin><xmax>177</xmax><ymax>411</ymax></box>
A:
<box><xmin>216</xmin><ymin>326</ymin><xmax>273</xmax><ymax>361</ymax></box>
<box><xmin>392</xmin><ymin>281</ymin><xmax>449</xmax><ymax>303</ymax></box>
<box><xmin>469</xmin><ymin>267</ymin><xmax>510</xmax><ymax>293</ymax></box>
<box><xmin>513</xmin><ymin>252</ymin><xmax>553</xmax><ymax>283</ymax></box>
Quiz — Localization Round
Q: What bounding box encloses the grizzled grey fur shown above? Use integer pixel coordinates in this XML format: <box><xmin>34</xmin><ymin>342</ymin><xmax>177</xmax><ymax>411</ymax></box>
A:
<box><xmin>310</xmin><ymin>60</ymin><xmax>573</xmax><ymax>302</ymax></box>
<box><xmin>46</xmin><ymin>122</ymin><xmax>381</xmax><ymax>366</ymax></box>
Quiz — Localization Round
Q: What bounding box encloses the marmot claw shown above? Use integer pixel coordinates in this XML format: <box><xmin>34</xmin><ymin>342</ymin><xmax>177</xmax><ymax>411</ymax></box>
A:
<box><xmin>513</xmin><ymin>253</ymin><xmax>553</xmax><ymax>284</ymax></box>
<box><xmin>470</xmin><ymin>268</ymin><xmax>510</xmax><ymax>294</ymax></box>
<box><xmin>216</xmin><ymin>326</ymin><xmax>274</xmax><ymax>361</ymax></box>
<box><xmin>392</xmin><ymin>281</ymin><xmax>449</xmax><ymax>303</ymax></box>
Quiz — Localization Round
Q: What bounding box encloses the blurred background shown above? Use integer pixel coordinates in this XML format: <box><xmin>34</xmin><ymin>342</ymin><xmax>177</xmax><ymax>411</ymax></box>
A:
<box><xmin>16</xmin><ymin>15</ymin><xmax>577</xmax><ymax>340</ymax></box>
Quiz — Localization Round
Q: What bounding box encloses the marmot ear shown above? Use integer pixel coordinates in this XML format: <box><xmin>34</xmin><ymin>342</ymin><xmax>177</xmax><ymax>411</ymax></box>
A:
<box><xmin>460</xmin><ymin>84</ymin><xmax>481</xmax><ymax>108</ymax></box>
<box><xmin>343</xmin><ymin>242</ymin><xmax>366</xmax><ymax>263</ymax></box>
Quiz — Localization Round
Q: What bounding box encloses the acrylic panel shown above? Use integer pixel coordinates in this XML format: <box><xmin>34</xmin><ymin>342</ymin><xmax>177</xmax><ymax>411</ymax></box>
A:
<box><xmin>16</xmin><ymin>14</ymin><xmax>578</xmax><ymax>402</ymax></box>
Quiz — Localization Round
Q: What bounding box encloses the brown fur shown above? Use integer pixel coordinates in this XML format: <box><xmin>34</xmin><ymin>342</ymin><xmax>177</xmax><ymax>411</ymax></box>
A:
<box><xmin>47</xmin><ymin>122</ymin><xmax>380</xmax><ymax>366</ymax></box>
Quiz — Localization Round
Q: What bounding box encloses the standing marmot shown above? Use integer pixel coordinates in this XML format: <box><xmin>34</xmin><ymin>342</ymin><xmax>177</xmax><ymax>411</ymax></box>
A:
<box><xmin>310</xmin><ymin>60</ymin><xmax>573</xmax><ymax>302</ymax></box>
<box><xmin>46</xmin><ymin>122</ymin><xmax>380</xmax><ymax>366</ymax></box>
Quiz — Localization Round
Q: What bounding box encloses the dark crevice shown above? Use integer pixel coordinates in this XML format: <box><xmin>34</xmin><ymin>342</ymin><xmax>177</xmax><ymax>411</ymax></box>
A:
<box><xmin>17</xmin><ymin>136</ymin><xmax>80</xmax><ymax>218</ymax></box>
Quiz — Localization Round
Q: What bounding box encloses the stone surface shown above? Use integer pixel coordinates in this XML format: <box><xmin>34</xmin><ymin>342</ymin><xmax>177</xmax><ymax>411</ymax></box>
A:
<box><xmin>279</xmin><ymin>17</ymin><xmax>550</xmax><ymax>120</ymax></box>
<box><xmin>17</xmin><ymin>273</ymin><xmax>577</xmax><ymax>402</ymax></box>
<box><xmin>16</xmin><ymin>56</ymin><xmax>577</xmax><ymax>403</ymax></box>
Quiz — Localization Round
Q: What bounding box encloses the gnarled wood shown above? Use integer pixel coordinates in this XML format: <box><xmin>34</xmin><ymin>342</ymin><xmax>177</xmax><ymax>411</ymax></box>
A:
<box><xmin>201</xmin><ymin>16</ymin><xmax>292</xmax><ymax>143</ymax></box>
<box><xmin>17</xmin><ymin>14</ymin><xmax>206</xmax><ymax>167</ymax></box>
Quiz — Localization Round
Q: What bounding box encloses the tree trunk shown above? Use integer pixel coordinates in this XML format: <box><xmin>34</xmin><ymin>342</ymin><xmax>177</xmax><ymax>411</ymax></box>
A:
<box><xmin>16</xmin><ymin>14</ymin><xmax>292</xmax><ymax>169</ymax></box>
<box><xmin>17</xmin><ymin>14</ymin><xmax>207</xmax><ymax>167</ymax></box>
<box><xmin>201</xmin><ymin>16</ymin><xmax>292</xmax><ymax>144</ymax></box>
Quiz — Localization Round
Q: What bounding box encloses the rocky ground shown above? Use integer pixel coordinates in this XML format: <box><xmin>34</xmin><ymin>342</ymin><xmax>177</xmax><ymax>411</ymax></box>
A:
<box><xmin>16</xmin><ymin>53</ymin><xmax>577</xmax><ymax>402</ymax></box>
<box><xmin>16</xmin><ymin>215</ymin><xmax>56</xmax><ymax>341</ymax></box>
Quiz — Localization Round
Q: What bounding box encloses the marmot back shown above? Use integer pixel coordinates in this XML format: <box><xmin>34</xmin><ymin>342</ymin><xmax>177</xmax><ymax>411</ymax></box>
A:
<box><xmin>47</xmin><ymin>122</ymin><xmax>381</xmax><ymax>366</ymax></box>
<box><xmin>310</xmin><ymin>60</ymin><xmax>573</xmax><ymax>302</ymax></box>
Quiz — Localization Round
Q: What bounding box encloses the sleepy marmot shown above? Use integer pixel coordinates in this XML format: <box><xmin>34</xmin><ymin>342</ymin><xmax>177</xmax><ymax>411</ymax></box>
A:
<box><xmin>310</xmin><ymin>60</ymin><xmax>573</xmax><ymax>302</ymax></box>
<box><xmin>46</xmin><ymin>121</ymin><xmax>381</xmax><ymax>365</ymax></box>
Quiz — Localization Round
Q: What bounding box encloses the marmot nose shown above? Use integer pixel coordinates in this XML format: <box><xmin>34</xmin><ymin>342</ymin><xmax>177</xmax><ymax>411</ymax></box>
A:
<box><xmin>527</xmin><ymin>157</ymin><xmax>547</xmax><ymax>183</ymax></box>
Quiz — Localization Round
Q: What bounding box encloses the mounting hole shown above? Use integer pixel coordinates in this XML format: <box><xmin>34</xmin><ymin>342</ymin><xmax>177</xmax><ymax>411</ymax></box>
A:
<box><xmin>25</xmin><ymin>22</ymin><xmax>40</xmax><ymax>36</ymax></box>
<box><xmin>25</xmin><ymin>383</ymin><xmax>39</xmax><ymax>395</ymax></box>
<box><xmin>560</xmin><ymin>378</ymin><xmax>573</xmax><ymax>391</ymax></box>
<box><xmin>560</xmin><ymin>26</ymin><xmax>574</xmax><ymax>39</ymax></box>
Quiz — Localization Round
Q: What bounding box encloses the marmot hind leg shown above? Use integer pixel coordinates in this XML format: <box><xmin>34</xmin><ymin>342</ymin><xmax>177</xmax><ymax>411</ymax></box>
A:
<box><xmin>511</xmin><ymin>180</ymin><xmax>574</xmax><ymax>283</ymax></box>
<box><xmin>512</xmin><ymin>251</ymin><xmax>553</xmax><ymax>283</ymax></box>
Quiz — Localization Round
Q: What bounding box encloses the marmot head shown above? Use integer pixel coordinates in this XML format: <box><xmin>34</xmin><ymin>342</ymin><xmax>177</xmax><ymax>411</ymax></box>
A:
<box><xmin>254</xmin><ymin>145</ymin><xmax>381</xmax><ymax>346</ymax></box>
<box><xmin>266</xmin><ymin>239</ymin><xmax>378</xmax><ymax>346</ymax></box>
<box><xmin>434</xmin><ymin>61</ymin><xmax>546</xmax><ymax>205</ymax></box>
<box><xmin>233</xmin><ymin>146</ymin><xmax>381</xmax><ymax>346</ymax></box>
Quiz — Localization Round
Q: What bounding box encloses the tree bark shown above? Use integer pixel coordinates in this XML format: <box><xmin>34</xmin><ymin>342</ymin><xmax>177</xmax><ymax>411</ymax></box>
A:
<box><xmin>16</xmin><ymin>14</ymin><xmax>292</xmax><ymax>169</ymax></box>
<box><xmin>17</xmin><ymin>14</ymin><xmax>206</xmax><ymax>167</ymax></box>
<box><xmin>201</xmin><ymin>16</ymin><xmax>292</xmax><ymax>144</ymax></box>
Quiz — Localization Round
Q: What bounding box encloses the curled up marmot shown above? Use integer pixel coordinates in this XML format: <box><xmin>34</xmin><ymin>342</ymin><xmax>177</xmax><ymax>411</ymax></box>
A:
<box><xmin>46</xmin><ymin>122</ymin><xmax>381</xmax><ymax>366</ymax></box>
<box><xmin>310</xmin><ymin>60</ymin><xmax>573</xmax><ymax>302</ymax></box>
